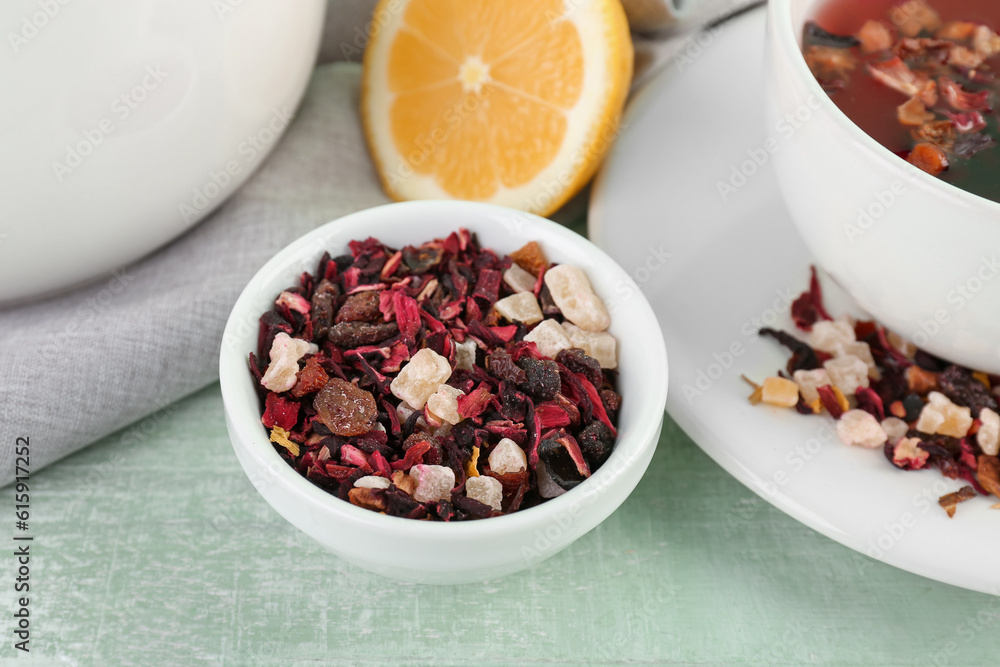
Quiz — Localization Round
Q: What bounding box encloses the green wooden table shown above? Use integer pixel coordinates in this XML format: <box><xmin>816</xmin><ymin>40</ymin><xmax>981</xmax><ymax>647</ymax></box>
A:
<box><xmin>2</xmin><ymin>209</ymin><xmax>997</xmax><ymax>666</ymax></box>
<box><xmin>2</xmin><ymin>381</ymin><xmax>997</xmax><ymax>666</ymax></box>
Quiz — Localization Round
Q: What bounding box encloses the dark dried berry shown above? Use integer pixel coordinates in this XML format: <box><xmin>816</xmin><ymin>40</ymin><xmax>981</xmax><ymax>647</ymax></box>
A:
<box><xmin>938</xmin><ymin>365</ymin><xmax>997</xmax><ymax>417</ymax></box>
<box><xmin>433</xmin><ymin>500</ymin><xmax>458</xmax><ymax>521</ymax></box>
<box><xmin>599</xmin><ymin>389</ymin><xmax>621</xmax><ymax>424</ymax></box>
<box><xmin>310</xmin><ymin>279</ymin><xmax>340</xmax><ymax>342</ymax></box>
<box><xmin>499</xmin><ymin>384</ymin><xmax>529</xmax><ymax>423</ymax></box>
<box><xmin>488</xmin><ymin>349</ymin><xmax>527</xmax><ymax>384</ymax></box>
<box><xmin>556</xmin><ymin>348</ymin><xmax>603</xmax><ymax>388</ymax></box>
<box><xmin>517</xmin><ymin>357</ymin><xmax>560</xmax><ymax>401</ymax></box>
<box><xmin>578</xmin><ymin>421</ymin><xmax>614</xmax><ymax>469</ymax></box>
<box><xmin>335</xmin><ymin>290</ymin><xmax>381</xmax><ymax>324</ymax></box>
<box><xmin>902</xmin><ymin>393</ymin><xmax>924</xmax><ymax>422</ymax></box>
<box><xmin>538</xmin><ymin>439</ymin><xmax>585</xmax><ymax>490</ymax></box>
<box><xmin>403</xmin><ymin>432</ymin><xmax>439</xmax><ymax>451</ymax></box>
<box><xmin>314</xmin><ymin>378</ymin><xmax>377</xmax><ymax>436</ymax></box>
<box><xmin>383</xmin><ymin>488</ymin><xmax>422</xmax><ymax>517</ymax></box>
<box><xmin>326</xmin><ymin>321</ymin><xmax>398</xmax><ymax>348</ymax></box>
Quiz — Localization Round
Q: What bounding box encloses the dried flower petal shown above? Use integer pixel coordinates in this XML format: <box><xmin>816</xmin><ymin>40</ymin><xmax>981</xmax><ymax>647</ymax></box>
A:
<box><xmin>262</xmin><ymin>393</ymin><xmax>300</xmax><ymax>431</ymax></box>
<box><xmin>465</xmin><ymin>446</ymin><xmax>481</xmax><ymax>478</ymax></box>
<box><xmin>938</xmin><ymin>76</ymin><xmax>991</xmax><ymax>112</ymax></box>
<box><xmin>269</xmin><ymin>426</ymin><xmax>300</xmax><ymax>457</ymax></box>
<box><xmin>868</xmin><ymin>57</ymin><xmax>928</xmax><ymax>97</ymax></box>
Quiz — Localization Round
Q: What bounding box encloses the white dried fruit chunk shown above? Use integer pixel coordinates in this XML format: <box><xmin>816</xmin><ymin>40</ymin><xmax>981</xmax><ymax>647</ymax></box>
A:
<box><xmin>503</xmin><ymin>263</ymin><xmax>536</xmax><ymax>293</ymax></box>
<box><xmin>916</xmin><ymin>391</ymin><xmax>973</xmax><ymax>438</ymax></box>
<box><xmin>488</xmin><ymin>438</ymin><xmax>527</xmax><ymax>475</ymax></box>
<box><xmin>544</xmin><ymin>264</ymin><xmax>610</xmax><ymax>332</ymax></box>
<box><xmin>260</xmin><ymin>332</ymin><xmax>314</xmax><ymax>393</ymax></box>
<box><xmin>761</xmin><ymin>377</ymin><xmax>800</xmax><ymax>407</ymax></box>
<box><xmin>426</xmin><ymin>384</ymin><xmax>465</xmax><ymax>425</ymax></box>
<box><xmin>793</xmin><ymin>368</ymin><xmax>831</xmax><ymax>404</ymax></box>
<box><xmin>881</xmin><ymin>417</ymin><xmax>909</xmax><ymax>444</ymax></box>
<box><xmin>454</xmin><ymin>339</ymin><xmax>478</xmax><ymax>371</ymax></box>
<box><xmin>837</xmin><ymin>341</ymin><xmax>877</xmax><ymax>377</ymax></box>
<box><xmin>809</xmin><ymin>320</ymin><xmax>856</xmax><ymax>354</ymax></box>
<box><xmin>836</xmin><ymin>409</ymin><xmax>888</xmax><ymax>449</ymax></box>
<box><xmin>523</xmin><ymin>319</ymin><xmax>572</xmax><ymax>359</ymax></box>
<box><xmin>562</xmin><ymin>322</ymin><xmax>617</xmax><ymax>369</ymax></box>
<box><xmin>410</xmin><ymin>464</ymin><xmax>456</xmax><ymax>502</ymax></box>
<box><xmin>354</xmin><ymin>475</ymin><xmax>391</xmax><ymax>490</ymax></box>
<box><xmin>824</xmin><ymin>355</ymin><xmax>870</xmax><ymax>395</ymax></box>
<box><xmin>914</xmin><ymin>402</ymin><xmax>945</xmax><ymax>435</ymax></box>
<box><xmin>390</xmin><ymin>348</ymin><xmax>452</xmax><ymax>409</ymax></box>
<box><xmin>978</xmin><ymin>407</ymin><xmax>1000</xmax><ymax>456</ymax></box>
<box><xmin>465</xmin><ymin>476</ymin><xmax>502</xmax><ymax>511</ymax></box>
<box><xmin>494</xmin><ymin>292</ymin><xmax>543</xmax><ymax>325</ymax></box>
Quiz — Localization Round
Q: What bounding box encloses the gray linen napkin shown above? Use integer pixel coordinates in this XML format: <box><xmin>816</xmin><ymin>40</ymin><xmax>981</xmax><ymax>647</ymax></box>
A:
<box><xmin>0</xmin><ymin>63</ymin><xmax>387</xmax><ymax>484</ymax></box>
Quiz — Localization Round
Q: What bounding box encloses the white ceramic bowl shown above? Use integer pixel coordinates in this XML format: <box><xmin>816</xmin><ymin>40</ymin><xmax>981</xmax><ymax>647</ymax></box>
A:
<box><xmin>765</xmin><ymin>0</ymin><xmax>1000</xmax><ymax>372</ymax></box>
<box><xmin>0</xmin><ymin>0</ymin><xmax>325</xmax><ymax>302</ymax></box>
<box><xmin>219</xmin><ymin>200</ymin><xmax>668</xmax><ymax>584</ymax></box>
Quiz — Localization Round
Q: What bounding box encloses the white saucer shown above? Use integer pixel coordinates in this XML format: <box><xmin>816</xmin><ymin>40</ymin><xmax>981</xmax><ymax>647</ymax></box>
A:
<box><xmin>589</xmin><ymin>6</ymin><xmax>1000</xmax><ymax>595</ymax></box>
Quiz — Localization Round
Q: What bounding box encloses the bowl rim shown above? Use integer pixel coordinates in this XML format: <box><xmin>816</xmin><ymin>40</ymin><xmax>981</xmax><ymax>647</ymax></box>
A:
<box><xmin>218</xmin><ymin>199</ymin><xmax>668</xmax><ymax>539</ymax></box>
<box><xmin>768</xmin><ymin>0</ymin><xmax>1000</xmax><ymax>216</ymax></box>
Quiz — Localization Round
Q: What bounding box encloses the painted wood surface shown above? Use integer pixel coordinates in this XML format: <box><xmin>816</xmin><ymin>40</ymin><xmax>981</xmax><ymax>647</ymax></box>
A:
<box><xmin>1</xmin><ymin>383</ymin><xmax>995</xmax><ymax>666</ymax></box>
